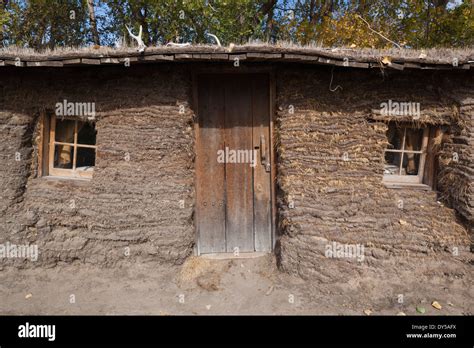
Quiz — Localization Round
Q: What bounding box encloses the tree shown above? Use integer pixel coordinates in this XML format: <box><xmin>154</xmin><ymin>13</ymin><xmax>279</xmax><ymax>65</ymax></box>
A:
<box><xmin>87</xmin><ymin>0</ymin><xmax>100</xmax><ymax>46</ymax></box>
<box><xmin>270</xmin><ymin>0</ymin><xmax>473</xmax><ymax>48</ymax></box>
<box><xmin>0</xmin><ymin>0</ymin><xmax>9</xmax><ymax>47</ymax></box>
<box><xmin>0</xmin><ymin>0</ymin><xmax>472</xmax><ymax>49</ymax></box>
<box><xmin>4</xmin><ymin>0</ymin><xmax>89</xmax><ymax>50</ymax></box>
<box><xmin>103</xmin><ymin>0</ymin><xmax>269</xmax><ymax>46</ymax></box>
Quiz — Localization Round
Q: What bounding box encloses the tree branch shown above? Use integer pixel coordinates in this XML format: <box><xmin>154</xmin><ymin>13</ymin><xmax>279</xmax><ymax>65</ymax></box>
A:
<box><xmin>356</xmin><ymin>14</ymin><xmax>401</xmax><ymax>48</ymax></box>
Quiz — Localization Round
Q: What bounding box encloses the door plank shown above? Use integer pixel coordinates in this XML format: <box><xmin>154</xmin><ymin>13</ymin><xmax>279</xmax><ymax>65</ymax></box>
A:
<box><xmin>196</xmin><ymin>76</ymin><xmax>226</xmax><ymax>253</ymax></box>
<box><xmin>224</xmin><ymin>75</ymin><xmax>254</xmax><ymax>252</ymax></box>
<box><xmin>252</xmin><ymin>75</ymin><xmax>272</xmax><ymax>251</ymax></box>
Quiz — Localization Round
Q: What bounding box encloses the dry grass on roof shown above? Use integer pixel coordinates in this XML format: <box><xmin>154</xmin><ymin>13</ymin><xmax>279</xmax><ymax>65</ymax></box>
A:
<box><xmin>0</xmin><ymin>42</ymin><xmax>473</xmax><ymax>64</ymax></box>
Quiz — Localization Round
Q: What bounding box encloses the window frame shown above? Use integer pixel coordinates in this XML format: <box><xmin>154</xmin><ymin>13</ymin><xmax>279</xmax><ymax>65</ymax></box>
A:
<box><xmin>383</xmin><ymin>126</ymin><xmax>429</xmax><ymax>185</ymax></box>
<box><xmin>47</xmin><ymin>114</ymin><xmax>97</xmax><ymax>179</ymax></box>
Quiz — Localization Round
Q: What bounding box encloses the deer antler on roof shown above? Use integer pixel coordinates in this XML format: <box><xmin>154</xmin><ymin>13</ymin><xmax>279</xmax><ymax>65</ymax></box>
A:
<box><xmin>166</xmin><ymin>42</ymin><xmax>191</xmax><ymax>47</ymax></box>
<box><xmin>206</xmin><ymin>33</ymin><xmax>221</xmax><ymax>47</ymax></box>
<box><xmin>125</xmin><ymin>25</ymin><xmax>147</xmax><ymax>53</ymax></box>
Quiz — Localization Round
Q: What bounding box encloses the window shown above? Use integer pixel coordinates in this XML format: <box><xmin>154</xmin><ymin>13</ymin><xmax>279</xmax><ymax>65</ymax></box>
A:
<box><xmin>383</xmin><ymin>123</ymin><xmax>429</xmax><ymax>185</ymax></box>
<box><xmin>43</xmin><ymin>115</ymin><xmax>97</xmax><ymax>179</ymax></box>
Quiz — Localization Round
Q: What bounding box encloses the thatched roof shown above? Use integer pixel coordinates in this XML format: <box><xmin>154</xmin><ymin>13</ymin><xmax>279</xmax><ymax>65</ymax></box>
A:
<box><xmin>1</xmin><ymin>44</ymin><xmax>473</xmax><ymax>70</ymax></box>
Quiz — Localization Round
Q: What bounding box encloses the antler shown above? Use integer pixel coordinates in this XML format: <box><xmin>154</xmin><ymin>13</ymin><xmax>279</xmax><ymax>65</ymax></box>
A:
<box><xmin>206</xmin><ymin>33</ymin><xmax>221</xmax><ymax>47</ymax></box>
<box><xmin>125</xmin><ymin>25</ymin><xmax>146</xmax><ymax>53</ymax></box>
<box><xmin>166</xmin><ymin>42</ymin><xmax>191</xmax><ymax>47</ymax></box>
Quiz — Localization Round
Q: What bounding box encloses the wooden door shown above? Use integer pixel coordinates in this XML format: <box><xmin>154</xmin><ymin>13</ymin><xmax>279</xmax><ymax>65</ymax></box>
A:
<box><xmin>196</xmin><ymin>74</ymin><xmax>272</xmax><ymax>254</ymax></box>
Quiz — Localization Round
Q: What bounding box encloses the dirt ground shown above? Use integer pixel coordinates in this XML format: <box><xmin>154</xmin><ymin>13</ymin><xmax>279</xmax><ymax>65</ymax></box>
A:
<box><xmin>0</xmin><ymin>254</ymin><xmax>472</xmax><ymax>315</ymax></box>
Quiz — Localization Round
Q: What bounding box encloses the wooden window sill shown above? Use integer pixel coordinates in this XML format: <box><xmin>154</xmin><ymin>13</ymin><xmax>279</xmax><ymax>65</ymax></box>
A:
<box><xmin>383</xmin><ymin>182</ymin><xmax>431</xmax><ymax>190</ymax></box>
<box><xmin>41</xmin><ymin>175</ymin><xmax>91</xmax><ymax>182</ymax></box>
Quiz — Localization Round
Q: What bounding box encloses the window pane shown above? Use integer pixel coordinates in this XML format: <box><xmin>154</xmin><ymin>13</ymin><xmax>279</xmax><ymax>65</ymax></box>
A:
<box><xmin>386</xmin><ymin>124</ymin><xmax>404</xmax><ymax>150</ymax></box>
<box><xmin>76</xmin><ymin>147</ymin><xmax>96</xmax><ymax>169</ymax></box>
<box><xmin>402</xmin><ymin>153</ymin><xmax>420</xmax><ymax>175</ymax></box>
<box><xmin>54</xmin><ymin>144</ymin><xmax>74</xmax><ymax>169</ymax></box>
<box><xmin>384</xmin><ymin>151</ymin><xmax>401</xmax><ymax>175</ymax></box>
<box><xmin>77</xmin><ymin>122</ymin><xmax>97</xmax><ymax>145</ymax></box>
<box><xmin>55</xmin><ymin>119</ymin><xmax>75</xmax><ymax>143</ymax></box>
<box><xmin>404</xmin><ymin>128</ymin><xmax>424</xmax><ymax>151</ymax></box>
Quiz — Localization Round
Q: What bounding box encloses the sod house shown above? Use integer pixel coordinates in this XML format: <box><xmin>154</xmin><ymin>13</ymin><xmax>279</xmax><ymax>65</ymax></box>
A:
<box><xmin>0</xmin><ymin>45</ymin><xmax>472</xmax><ymax>281</ymax></box>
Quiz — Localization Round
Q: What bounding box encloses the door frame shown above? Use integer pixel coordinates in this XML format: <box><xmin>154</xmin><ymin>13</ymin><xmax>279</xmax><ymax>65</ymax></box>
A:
<box><xmin>192</xmin><ymin>66</ymin><xmax>277</xmax><ymax>255</ymax></box>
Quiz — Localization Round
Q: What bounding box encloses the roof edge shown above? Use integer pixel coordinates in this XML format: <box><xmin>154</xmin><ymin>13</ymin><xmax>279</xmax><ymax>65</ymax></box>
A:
<box><xmin>1</xmin><ymin>45</ymin><xmax>473</xmax><ymax>71</ymax></box>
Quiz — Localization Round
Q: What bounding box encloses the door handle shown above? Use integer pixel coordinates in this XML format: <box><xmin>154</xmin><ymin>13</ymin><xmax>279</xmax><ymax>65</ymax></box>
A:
<box><xmin>260</xmin><ymin>135</ymin><xmax>266</xmax><ymax>163</ymax></box>
<box><xmin>260</xmin><ymin>135</ymin><xmax>271</xmax><ymax>172</ymax></box>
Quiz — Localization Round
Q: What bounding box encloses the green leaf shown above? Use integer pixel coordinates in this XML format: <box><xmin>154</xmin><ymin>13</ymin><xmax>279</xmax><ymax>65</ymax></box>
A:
<box><xmin>416</xmin><ymin>306</ymin><xmax>426</xmax><ymax>314</ymax></box>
